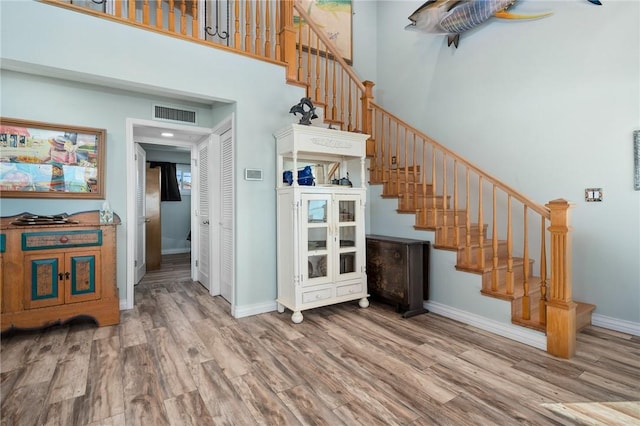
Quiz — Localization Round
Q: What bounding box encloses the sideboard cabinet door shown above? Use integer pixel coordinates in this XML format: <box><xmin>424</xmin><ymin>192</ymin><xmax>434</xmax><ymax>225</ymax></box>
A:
<box><xmin>65</xmin><ymin>251</ymin><xmax>101</xmax><ymax>304</ymax></box>
<box><xmin>24</xmin><ymin>253</ymin><xmax>66</xmax><ymax>309</ymax></box>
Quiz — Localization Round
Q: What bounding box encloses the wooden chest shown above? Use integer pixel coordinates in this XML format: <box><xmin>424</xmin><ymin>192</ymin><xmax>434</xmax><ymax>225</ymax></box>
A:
<box><xmin>366</xmin><ymin>235</ymin><xmax>430</xmax><ymax>318</ymax></box>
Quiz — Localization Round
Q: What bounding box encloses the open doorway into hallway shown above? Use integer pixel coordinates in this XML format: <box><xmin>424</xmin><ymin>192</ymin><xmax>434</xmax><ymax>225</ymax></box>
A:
<box><xmin>124</xmin><ymin>117</ymin><xmax>234</xmax><ymax>311</ymax></box>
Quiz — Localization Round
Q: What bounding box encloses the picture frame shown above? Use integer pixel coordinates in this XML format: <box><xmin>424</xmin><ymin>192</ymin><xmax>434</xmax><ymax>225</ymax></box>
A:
<box><xmin>294</xmin><ymin>0</ymin><xmax>353</xmax><ymax>65</ymax></box>
<box><xmin>0</xmin><ymin>118</ymin><xmax>106</xmax><ymax>199</ymax></box>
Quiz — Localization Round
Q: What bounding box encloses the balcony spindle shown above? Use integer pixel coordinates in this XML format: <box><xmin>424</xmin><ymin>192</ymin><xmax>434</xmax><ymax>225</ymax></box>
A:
<box><xmin>491</xmin><ymin>185</ymin><xmax>498</xmax><ymax>292</ymax></box>
<box><xmin>255</xmin><ymin>1</ymin><xmax>262</xmax><ymax>56</ymax></box>
<box><xmin>477</xmin><ymin>176</ymin><xmax>484</xmax><ymax>269</ymax></box>
<box><xmin>180</xmin><ymin>0</ymin><xmax>186</xmax><ymax>35</ymax></box>
<box><xmin>539</xmin><ymin>218</ymin><xmax>547</xmax><ymax>325</ymax></box>
<box><xmin>245</xmin><ymin>0</ymin><xmax>251</xmax><ymax>52</ymax></box>
<box><xmin>522</xmin><ymin>206</ymin><xmax>530</xmax><ymax>320</ymax></box>
<box><xmin>168</xmin><ymin>0</ymin><xmax>175</xmax><ymax>32</ymax></box>
<box><xmin>442</xmin><ymin>155</ymin><xmax>448</xmax><ymax>241</ymax></box>
<box><xmin>234</xmin><ymin>1</ymin><xmax>241</xmax><ymax>49</ymax></box>
<box><xmin>465</xmin><ymin>170</ymin><xmax>471</xmax><ymax>264</ymax></box>
<box><xmin>155</xmin><ymin>0</ymin><xmax>162</xmax><ymax>29</ymax></box>
<box><xmin>191</xmin><ymin>1</ymin><xmax>198</xmax><ymax>38</ymax></box>
<box><xmin>453</xmin><ymin>160</ymin><xmax>460</xmax><ymax>247</ymax></box>
<box><xmin>143</xmin><ymin>0</ymin><xmax>150</xmax><ymax>25</ymax></box>
<box><xmin>431</xmin><ymin>148</ymin><xmax>437</xmax><ymax>227</ymax></box>
<box><xmin>506</xmin><ymin>196</ymin><xmax>514</xmax><ymax>295</ymax></box>
<box><xmin>264</xmin><ymin>1</ymin><xmax>271</xmax><ymax>57</ymax></box>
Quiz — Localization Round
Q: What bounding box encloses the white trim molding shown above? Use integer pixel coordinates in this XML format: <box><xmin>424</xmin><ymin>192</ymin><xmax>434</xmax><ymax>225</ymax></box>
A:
<box><xmin>424</xmin><ymin>300</ymin><xmax>547</xmax><ymax>351</ymax></box>
<box><xmin>592</xmin><ymin>314</ymin><xmax>640</xmax><ymax>336</ymax></box>
<box><xmin>233</xmin><ymin>300</ymin><xmax>278</xmax><ymax>319</ymax></box>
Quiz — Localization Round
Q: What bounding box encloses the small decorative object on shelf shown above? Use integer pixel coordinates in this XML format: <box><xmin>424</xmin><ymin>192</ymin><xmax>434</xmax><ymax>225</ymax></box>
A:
<box><xmin>100</xmin><ymin>200</ymin><xmax>113</xmax><ymax>223</ymax></box>
<box><xmin>289</xmin><ymin>97</ymin><xmax>318</xmax><ymax>126</ymax></box>
<box><xmin>10</xmin><ymin>213</ymin><xmax>79</xmax><ymax>226</ymax></box>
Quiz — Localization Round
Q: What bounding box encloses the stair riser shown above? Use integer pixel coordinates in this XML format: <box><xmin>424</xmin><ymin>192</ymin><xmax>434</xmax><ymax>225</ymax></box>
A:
<box><xmin>399</xmin><ymin>183</ymin><xmax>434</xmax><ymax>194</ymax></box>
<box><xmin>456</xmin><ymin>241</ymin><xmax>509</xmax><ymax>265</ymax></box>
<box><xmin>400</xmin><ymin>195</ymin><xmax>449</xmax><ymax>210</ymax></box>
<box><xmin>435</xmin><ymin>225</ymin><xmax>487</xmax><ymax>247</ymax></box>
<box><xmin>479</xmin><ymin>261</ymin><xmax>535</xmax><ymax>288</ymax></box>
<box><xmin>383</xmin><ymin>184</ymin><xmax>434</xmax><ymax>197</ymax></box>
<box><xmin>415</xmin><ymin>211</ymin><xmax>467</xmax><ymax>228</ymax></box>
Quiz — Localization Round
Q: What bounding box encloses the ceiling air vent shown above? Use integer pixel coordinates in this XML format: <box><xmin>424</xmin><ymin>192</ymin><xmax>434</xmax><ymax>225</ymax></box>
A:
<box><xmin>153</xmin><ymin>104</ymin><xmax>197</xmax><ymax>125</ymax></box>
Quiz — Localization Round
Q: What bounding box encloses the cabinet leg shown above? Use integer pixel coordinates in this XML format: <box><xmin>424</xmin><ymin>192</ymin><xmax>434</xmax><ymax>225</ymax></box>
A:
<box><xmin>291</xmin><ymin>311</ymin><xmax>303</xmax><ymax>323</ymax></box>
<box><xmin>277</xmin><ymin>303</ymin><xmax>285</xmax><ymax>314</ymax></box>
<box><xmin>359</xmin><ymin>297</ymin><xmax>369</xmax><ymax>308</ymax></box>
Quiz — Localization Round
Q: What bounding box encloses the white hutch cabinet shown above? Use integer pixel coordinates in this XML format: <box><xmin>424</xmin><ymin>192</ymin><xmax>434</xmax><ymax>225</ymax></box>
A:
<box><xmin>274</xmin><ymin>124</ymin><xmax>370</xmax><ymax>323</ymax></box>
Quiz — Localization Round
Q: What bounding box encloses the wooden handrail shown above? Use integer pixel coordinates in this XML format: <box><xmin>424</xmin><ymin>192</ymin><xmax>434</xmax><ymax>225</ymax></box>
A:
<box><xmin>369</xmin><ymin>101</ymin><xmax>550</xmax><ymax>220</ymax></box>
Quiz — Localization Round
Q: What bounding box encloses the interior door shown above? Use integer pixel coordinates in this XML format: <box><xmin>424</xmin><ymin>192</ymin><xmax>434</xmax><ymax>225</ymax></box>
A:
<box><xmin>197</xmin><ymin>138</ymin><xmax>211</xmax><ymax>290</ymax></box>
<box><xmin>134</xmin><ymin>144</ymin><xmax>147</xmax><ymax>284</ymax></box>
<box><xmin>145</xmin><ymin>165</ymin><xmax>161</xmax><ymax>271</ymax></box>
<box><xmin>219</xmin><ymin>127</ymin><xmax>234</xmax><ymax>303</ymax></box>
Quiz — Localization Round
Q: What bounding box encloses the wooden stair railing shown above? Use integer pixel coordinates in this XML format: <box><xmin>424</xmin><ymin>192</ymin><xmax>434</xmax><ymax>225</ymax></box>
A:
<box><xmin>41</xmin><ymin>0</ymin><xmax>592</xmax><ymax>358</ymax></box>
<box><xmin>366</xmin><ymin>103</ymin><xmax>594</xmax><ymax>358</ymax></box>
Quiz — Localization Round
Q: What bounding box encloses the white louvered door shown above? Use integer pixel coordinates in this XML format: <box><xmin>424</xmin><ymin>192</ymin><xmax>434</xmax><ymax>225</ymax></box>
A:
<box><xmin>134</xmin><ymin>144</ymin><xmax>147</xmax><ymax>284</ymax></box>
<box><xmin>197</xmin><ymin>138</ymin><xmax>211</xmax><ymax>289</ymax></box>
<box><xmin>219</xmin><ymin>127</ymin><xmax>233</xmax><ymax>303</ymax></box>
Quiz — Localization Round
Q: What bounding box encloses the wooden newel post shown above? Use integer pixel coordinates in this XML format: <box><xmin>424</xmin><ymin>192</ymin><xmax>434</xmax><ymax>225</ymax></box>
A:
<box><xmin>279</xmin><ymin>0</ymin><xmax>297</xmax><ymax>82</ymax></box>
<box><xmin>361</xmin><ymin>80</ymin><xmax>375</xmax><ymax>157</ymax></box>
<box><xmin>545</xmin><ymin>198</ymin><xmax>576</xmax><ymax>358</ymax></box>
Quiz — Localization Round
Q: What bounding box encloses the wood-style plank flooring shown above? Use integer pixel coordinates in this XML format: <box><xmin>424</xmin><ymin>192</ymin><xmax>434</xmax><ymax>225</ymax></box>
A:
<box><xmin>2</xmin><ymin>253</ymin><xmax>639</xmax><ymax>425</ymax></box>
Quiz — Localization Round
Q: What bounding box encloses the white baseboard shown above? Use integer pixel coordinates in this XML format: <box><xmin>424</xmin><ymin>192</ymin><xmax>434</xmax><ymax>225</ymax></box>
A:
<box><xmin>161</xmin><ymin>248</ymin><xmax>191</xmax><ymax>255</ymax></box>
<box><xmin>591</xmin><ymin>313</ymin><xmax>640</xmax><ymax>336</ymax></box>
<box><xmin>119</xmin><ymin>299</ymin><xmax>129</xmax><ymax>311</ymax></box>
<box><xmin>424</xmin><ymin>300</ymin><xmax>547</xmax><ymax>351</ymax></box>
<box><xmin>232</xmin><ymin>300</ymin><xmax>277</xmax><ymax>318</ymax></box>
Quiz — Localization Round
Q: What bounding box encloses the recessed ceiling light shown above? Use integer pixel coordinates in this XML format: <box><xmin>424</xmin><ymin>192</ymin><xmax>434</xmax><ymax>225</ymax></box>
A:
<box><xmin>161</xmin><ymin>132</ymin><xmax>174</xmax><ymax>137</ymax></box>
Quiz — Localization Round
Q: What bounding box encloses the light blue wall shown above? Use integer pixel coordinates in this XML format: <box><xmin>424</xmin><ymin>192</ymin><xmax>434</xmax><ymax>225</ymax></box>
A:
<box><xmin>1</xmin><ymin>0</ymin><xmax>305</xmax><ymax>308</ymax></box>
<box><xmin>370</xmin><ymin>0</ymin><xmax>640</xmax><ymax>323</ymax></box>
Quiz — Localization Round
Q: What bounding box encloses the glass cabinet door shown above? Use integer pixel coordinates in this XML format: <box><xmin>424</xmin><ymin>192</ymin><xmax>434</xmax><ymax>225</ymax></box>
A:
<box><xmin>336</xmin><ymin>197</ymin><xmax>360</xmax><ymax>279</ymax></box>
<box><xmin>303</xmin><ymin>196</ymin><xmax>331</xmax><ymax>285</ymax></box>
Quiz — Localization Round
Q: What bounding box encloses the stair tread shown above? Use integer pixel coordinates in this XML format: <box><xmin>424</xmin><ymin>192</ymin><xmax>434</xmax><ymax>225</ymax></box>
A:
<box><xmin>481</xmin><ymin>276</ymin><xmax>543</xmax><ymax>300</ymax></box>
<box><xmin>455</xmin><ymin>256</ymin><xmax>534</xmax><ymax>274</ymax></box>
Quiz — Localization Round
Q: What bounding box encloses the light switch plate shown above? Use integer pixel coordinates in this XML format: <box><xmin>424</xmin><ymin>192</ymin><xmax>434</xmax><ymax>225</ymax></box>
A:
<box><xmin>585</xmin><ymin>188</ymin><xmax>603</xmax><ymax>202</ymax></box>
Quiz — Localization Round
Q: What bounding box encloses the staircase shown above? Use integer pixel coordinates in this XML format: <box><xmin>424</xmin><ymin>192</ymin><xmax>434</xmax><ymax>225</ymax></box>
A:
<box><xmin>373</xmin><ymin>164</ymin><xmax>596</xmax><ymax>335</ymax></box>
<box><xmin>48</xmin><ymin>0</ymin><xmax>595</xmax><ymax>358</ymax></box>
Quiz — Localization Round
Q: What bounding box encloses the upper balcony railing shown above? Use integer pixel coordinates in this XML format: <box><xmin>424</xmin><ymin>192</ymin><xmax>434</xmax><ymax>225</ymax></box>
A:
<box><xmin>47</xmin><ymin>0</ymin><xmax>286</xmax><ymax>63</ymax></box>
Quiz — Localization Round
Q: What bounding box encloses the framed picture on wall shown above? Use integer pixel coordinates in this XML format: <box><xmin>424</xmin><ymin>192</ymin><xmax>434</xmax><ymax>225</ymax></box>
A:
<box><xmin>294</xmin><ymin>0</ymin><xmax>353</xmax><ymax>64</ymax></box>
<box><xmin>0</xmin><ymin>118</ymin><xmax>106</xmax><ymax>198</ymax></box>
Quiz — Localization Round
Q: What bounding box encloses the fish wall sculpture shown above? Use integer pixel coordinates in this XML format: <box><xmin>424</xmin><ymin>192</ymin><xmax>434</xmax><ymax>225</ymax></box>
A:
<box><xmin>406</xmin><ymin>0</ymin><xmax>602</xmax><ymax>48</ymax></box>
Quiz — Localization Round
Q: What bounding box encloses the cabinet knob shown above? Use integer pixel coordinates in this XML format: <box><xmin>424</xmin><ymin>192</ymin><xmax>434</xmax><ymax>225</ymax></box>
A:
<box><xmin>59</xmin><ymin>236</ymin><xmax>69</xmax><ymax>243</ymax></box>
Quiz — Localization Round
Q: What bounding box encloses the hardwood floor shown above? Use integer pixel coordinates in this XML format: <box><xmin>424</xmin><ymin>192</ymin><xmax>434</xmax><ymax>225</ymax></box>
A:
<box><xmin>2</xmin><ymin>253</ymin><xmax>639</xmax><ymax>425</ymax></box>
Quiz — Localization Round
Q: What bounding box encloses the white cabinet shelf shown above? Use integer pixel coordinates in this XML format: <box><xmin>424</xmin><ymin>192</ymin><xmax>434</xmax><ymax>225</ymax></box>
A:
<box><xmin>275</xmin><ymin>124</ymin><xmax>370</xmax><ymax>323</ymax></box>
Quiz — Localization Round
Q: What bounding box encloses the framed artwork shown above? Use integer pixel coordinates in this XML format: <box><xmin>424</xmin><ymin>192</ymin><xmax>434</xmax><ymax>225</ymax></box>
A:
<box><xmin>0</xmin><ymin>118</ymin><xmax>106</xmax><ymax>199</ymax></box>
<box><xmin>294</xmin><ymin>0</ymin><xmax>353</xmax><ymax>64</ymax></box>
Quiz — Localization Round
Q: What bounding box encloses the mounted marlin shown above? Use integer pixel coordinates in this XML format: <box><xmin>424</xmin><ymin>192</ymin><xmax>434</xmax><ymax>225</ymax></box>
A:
<box><xmin>406</xmin><ymin>0</ymin><xmax>602</xmax><ymax>48</ymax></box>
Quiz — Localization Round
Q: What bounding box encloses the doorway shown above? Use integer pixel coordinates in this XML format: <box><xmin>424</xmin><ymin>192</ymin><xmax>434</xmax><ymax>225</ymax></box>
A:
<box><xmin>124</xmin><ymin>117</ymin><xmax>234</xmax><ymax>311</ymax></box>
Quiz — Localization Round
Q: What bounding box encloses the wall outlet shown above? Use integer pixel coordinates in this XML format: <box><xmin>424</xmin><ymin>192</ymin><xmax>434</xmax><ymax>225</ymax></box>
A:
<box><xmin>391</xmin><ymin>156</ymin><xmax>397</xmax><ymax>165</ymax></box>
